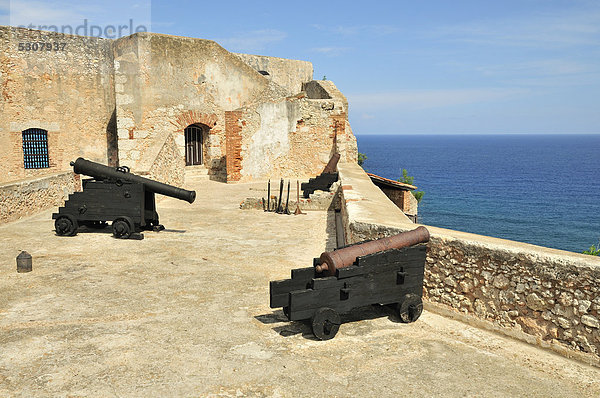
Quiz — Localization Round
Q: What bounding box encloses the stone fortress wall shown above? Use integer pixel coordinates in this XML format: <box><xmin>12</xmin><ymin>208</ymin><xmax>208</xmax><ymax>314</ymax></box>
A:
<box><xmin>225</xmin><ymin>80</ymin><xmax>357</xmax><ymax>182</ymax></box>
<box><xmin>0</xmin><ymin>26</ymin><xmax>357</xmax><ymax>221</ymax></box>
<box><xmin>0</xmin><ymin>27</ymin><xmax>116</xmax><ymax>183</ymax></box>
<box><xmin>337</xmin><ymin>162</ymin><xmax>600</xmax><ymax>366</ymax></box>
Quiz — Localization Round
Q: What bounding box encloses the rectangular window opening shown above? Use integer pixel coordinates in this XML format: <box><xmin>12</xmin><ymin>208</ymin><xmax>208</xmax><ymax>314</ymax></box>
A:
<box><xmin>22</xmin><ymin>128</ymin><xmax>50</xmax><ymax>169</ymax></box>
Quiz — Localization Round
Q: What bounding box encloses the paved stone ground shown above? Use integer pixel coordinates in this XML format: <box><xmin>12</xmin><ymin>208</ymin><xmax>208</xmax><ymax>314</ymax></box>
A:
<box><xmin>0</xmin><ymin>179</ymin><xmax>599</xmax><ymax>397</ymax></box>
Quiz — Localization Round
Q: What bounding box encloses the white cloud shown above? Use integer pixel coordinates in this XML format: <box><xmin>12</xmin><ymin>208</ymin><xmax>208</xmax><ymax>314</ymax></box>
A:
<box><xmin>9</xmin><ymin>1</ymin><xmax>86</xmax><ymax>26</ymax></box>
<box><xmin>433</xmin><ymin>8</ymin><xmax>600</xmax><ymax>48</ymax></box>
<box><xmin>312</xmin><ymin>24</ymin><xmax>399</xmax><ymax>37</ymax></box>
<box><xmin>311</xmin><ymin>46</ymin><xmax>350</xmax><ymax>57</ymax></box>
<box><xmin>475</xmin><ymin>59</ymin><xmax>589</xmax><ymax>77</ymax></box>
<box><xmin>217</xmin><ymin>29</ymin><xmax>287</xmax><ymax>52</ymax></box>
<box><xmin>347</xmin><ymin>88</ymin><xmax>527</xmax><ymax>111</ymax></box>
<box><xmin>8</xmin><ymin>0</ymin><xmax>152</xmax><ymax>33</ymax></box>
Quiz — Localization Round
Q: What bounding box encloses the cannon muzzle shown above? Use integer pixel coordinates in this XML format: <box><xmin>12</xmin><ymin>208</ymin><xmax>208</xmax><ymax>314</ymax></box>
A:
<box><xmin>71</xmin><ymin>158</ymin><xmax>196</xmax><ymax>203</ymax></box>
<box><xmin>316</xmin><ymin>226</ymin><xmax>430</xmax><ymax>276</ymax></box>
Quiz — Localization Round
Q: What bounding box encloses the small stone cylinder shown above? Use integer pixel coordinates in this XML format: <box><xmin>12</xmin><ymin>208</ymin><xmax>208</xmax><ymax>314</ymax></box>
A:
<box><xmin>16</xmin><ymin>251</ymin><xmax>32</xmax><ymax>273</ymax></box>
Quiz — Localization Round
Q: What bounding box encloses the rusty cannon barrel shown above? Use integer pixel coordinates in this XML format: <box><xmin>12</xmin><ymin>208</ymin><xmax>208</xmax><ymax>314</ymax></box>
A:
<box><xmin>315</xmin><ymin>226</ymin><xmax>430</xmax><ymax>276</ymax></box>
<box><xmin>70</xmin><ymin>157</ymin><xmax>196</xmax><ymax>204</ymax></box>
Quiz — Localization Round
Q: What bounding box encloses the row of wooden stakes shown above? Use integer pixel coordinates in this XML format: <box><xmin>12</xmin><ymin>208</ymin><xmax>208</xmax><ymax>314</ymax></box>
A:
<box><xmin>262</xmin><ymin>179</ymin><xmax>305</xmax><ymax>215</ymax></box>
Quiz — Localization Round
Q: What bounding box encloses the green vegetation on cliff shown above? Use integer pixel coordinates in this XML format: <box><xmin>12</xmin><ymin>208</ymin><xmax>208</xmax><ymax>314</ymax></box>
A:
<box><xmin>398</xmin><ymin>169</ymin><xmax>425</xmax><ymax>203</ymax></box>
<box><xmin>357</xmin><ymin>152</ymin><xmax>367</xmax><ymax>166</ymax></box>
<box><xmin>583</xmin><ymin>242</ymin><xmax>600</xmax><ymax>256</ymax></box>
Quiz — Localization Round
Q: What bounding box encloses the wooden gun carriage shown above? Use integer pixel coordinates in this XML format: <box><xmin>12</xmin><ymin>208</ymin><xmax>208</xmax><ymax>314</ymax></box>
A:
<box><xmin>270</xmin><ymin>227</ymin><xmax>429</xmax><ymax>340</ymax></box>
<box><xmin>301</xmin><ymin>153</ymin><xmax>340</xmax><ymax>198</ymax></box>
<box><xmin>52</xmin><ymin>158</ymin><xmax>196</xmax><ymax>239</ymax></box>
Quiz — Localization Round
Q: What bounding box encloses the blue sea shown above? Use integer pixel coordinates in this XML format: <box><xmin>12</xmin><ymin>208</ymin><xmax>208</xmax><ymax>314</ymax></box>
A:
<box><xmin>356</xmin><ymin>134</ymin><xmax>600</xmax><ymax>253</ymax></box>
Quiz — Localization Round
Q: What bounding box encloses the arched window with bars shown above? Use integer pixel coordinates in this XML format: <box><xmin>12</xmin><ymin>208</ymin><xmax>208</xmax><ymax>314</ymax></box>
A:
<box><xmin>22</xmin><ymin>128</ymin><xmax>50</xmax><ymax>169</ymax></box>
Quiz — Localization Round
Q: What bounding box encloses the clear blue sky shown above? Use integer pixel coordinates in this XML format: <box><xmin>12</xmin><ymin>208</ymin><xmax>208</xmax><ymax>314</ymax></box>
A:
<box><xmin>3</xmin><ymin>0</ymin><xmax>600</xmax><ymax>134</ymax></box>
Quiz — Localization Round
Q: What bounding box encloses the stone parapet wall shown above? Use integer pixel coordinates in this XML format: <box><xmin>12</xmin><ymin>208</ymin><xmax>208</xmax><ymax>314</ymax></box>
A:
<box><xmin>234</xmin><ymin>53</ymin><xmax>313</xmax><ymax>95</ymax></box>
<box><xmin>0</xmin><ymin>171</ymin><xmax>81</xmax><ymax>224</ymax></box>
<box><xmin>338</xmin><ymin>162</ymin><xmax>600</xmax><ymax>366</ymax></box>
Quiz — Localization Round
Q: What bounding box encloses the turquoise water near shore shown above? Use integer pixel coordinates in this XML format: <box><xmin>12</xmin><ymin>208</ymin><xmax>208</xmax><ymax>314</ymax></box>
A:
<box><xmin>356</xmin><ymin>134</ymin><xmax>600</xmax><ymax>253</ymax></box>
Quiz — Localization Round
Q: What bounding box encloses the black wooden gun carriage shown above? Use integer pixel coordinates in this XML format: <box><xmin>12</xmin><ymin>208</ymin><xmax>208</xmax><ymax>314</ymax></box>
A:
<box><xmin>52</xmin><ymin>158</ymin><xmax>196</xmax><ymax>239</ymax></box>
<box><xmin>301</xmin><ymin>153</ymin><xmax>340</xmax><ymax>198</ymax></box>
<box><xmin>270</xmin><ymin>227</ymin><xmax>429</xmax><ymax>340</ymax></box>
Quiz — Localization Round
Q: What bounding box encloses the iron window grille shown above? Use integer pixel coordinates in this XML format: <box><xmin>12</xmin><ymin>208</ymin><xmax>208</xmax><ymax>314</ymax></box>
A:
<box><xmin>22</xmin><ymin>128</ymin><xmax>50</xmax><ymax>169</ymax></box>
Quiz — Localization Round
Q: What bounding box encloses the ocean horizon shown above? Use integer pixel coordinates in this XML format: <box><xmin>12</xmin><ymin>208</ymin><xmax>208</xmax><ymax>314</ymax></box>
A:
<box><xmin>355</xmin><ymin>133</ymin><xmax>600</xmax><ymax>253</ymax></box>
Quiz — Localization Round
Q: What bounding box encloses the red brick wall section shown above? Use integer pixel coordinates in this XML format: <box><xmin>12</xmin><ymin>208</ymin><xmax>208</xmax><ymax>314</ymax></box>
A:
<box><xmin>225</xmin><ymin>111</ymin><xmax>243</xmax><ymax>182</ymax></box>
<box><xmin>379</xmin><ymin>187</ymin><xmax>405</xmax><ymax>211</ymax></box>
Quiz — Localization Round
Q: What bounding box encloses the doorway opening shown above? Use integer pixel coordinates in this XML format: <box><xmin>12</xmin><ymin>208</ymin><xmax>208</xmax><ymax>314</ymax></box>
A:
<box><xmin>184</xmin><ymin>124</ymin><xmax>205</xmax><ymax>166</ymax></box>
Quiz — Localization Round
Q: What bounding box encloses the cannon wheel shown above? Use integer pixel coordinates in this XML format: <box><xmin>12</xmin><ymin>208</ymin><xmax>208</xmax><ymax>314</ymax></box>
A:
<box><xmin>55</xmin><ymin>214</ymin><xmax>78</xmax><ymax>236</ymax></box>
<box><xmin>397</xmin><ymin>294</ymin><xmax>423</xmax><ymax>323</ymax></box>
<box><xmin>311</xmin><ymin>307</ymin><xmax>341</xmax><ymax>340</ymax></box>
<box><xmin>112</xmin><ymin>217</ymin><xmax>133</xmax><ymax>239</ymax></box>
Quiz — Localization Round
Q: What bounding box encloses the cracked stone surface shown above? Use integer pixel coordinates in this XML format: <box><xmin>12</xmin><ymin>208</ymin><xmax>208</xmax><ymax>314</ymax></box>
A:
<box><xmin>0</xmin><ymin>180</ymin><xmax>599</xmax><ymax>397</ymax></box>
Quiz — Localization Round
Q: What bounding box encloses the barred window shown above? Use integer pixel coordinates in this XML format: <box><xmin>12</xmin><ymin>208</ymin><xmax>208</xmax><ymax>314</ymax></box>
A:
<box><xmin>22</xmin><ymin>128</ymin><xmax>50</xmax><ymax>169</ymax></box>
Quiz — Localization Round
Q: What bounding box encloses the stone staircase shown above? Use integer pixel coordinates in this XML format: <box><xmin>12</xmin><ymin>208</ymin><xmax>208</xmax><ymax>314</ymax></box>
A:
<box><xmin>184</xmin><ymin>165</ymin><xmax>210</xmax><ymax>183</ymax></box>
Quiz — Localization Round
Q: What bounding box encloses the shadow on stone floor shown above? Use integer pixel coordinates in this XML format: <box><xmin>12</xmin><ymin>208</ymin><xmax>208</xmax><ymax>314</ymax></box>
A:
<box><xmin>255</xmin><ymin>305</ymin><xmax>403</xmax><ymax>340</ymax></box>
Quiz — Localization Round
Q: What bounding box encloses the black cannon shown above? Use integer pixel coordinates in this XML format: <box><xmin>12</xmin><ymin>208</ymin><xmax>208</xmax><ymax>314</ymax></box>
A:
<box><xmin>52</xmin><ymin>158</ymin><xmax>196</xmax><ymax>239</ymax></box>
<box><xmin>270</xmin><ymin>227</ymin><xmax>429</xmax><ymax>340</ymax></box>
<box><xmin>301</xmin><ymin>153</ymin><xmax>340</xmax><ymax>198</ymax></box>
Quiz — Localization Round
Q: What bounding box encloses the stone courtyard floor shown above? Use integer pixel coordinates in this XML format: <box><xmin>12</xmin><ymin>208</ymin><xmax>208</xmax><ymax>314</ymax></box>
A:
<box><xmin>1</xmin><ymin>179</ymin><xmax>599</xmax><ymax>397</ymax></box>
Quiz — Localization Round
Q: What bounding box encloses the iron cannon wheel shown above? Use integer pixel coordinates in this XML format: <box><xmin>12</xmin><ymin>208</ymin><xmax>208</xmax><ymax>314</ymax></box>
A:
<box><xmin>55</xmin><ymin>215</ymin><xmax>78</xmax><ymax>236</ymax></box>
<box><xmin>397</xmin><ymin>294</ymin><xmax>423</xmax><ymax>323</ymax></box>
<box><xmin>311</xmin><ymin>307</ymin><xmax>341</xmax><ymax>340</ymax></box>
<box><xmin>112</xmin><ymin>218</ymin><xmax>133</xmax><ymax>239</ymax></box>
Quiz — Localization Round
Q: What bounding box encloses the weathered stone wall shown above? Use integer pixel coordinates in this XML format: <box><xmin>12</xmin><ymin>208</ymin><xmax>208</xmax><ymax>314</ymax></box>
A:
<box><xmin>144</xmin><ymin>133</ymin><xmax>185</xmax><ymax>187</ymax></box>
<box><xmin>424</xmin><ymin>236</ymin><xmax>600</xmax><ymax>357</ymax></box>
<box><xmin>338</xmin><ymin>162</ymin><xmax>600</xmax><ymax>366</ymax></box>
<box><xmin>235</xmin><ymin>53</ymin><xmax>313</xmax><ymax>95</ymax></box>
<box><xmin>0</xmin><ymin>171</ymin><xmax>81</xmax><ymax>224</ymax></box>
<box><xmin>113</xmin><ymin>33</ymin><xmax>275</xmax><ymax>178</ymax></box>
<box><xmin>2</xmin><ymin>26</ymin><xmax>356</xmax><ymax>200</ymax></box>
<box><xmin>303</xmin><ymin>80</ymin><xmax>331</xmax><ymax>99</ymax></box>
<box><xmin>0</xmin><ymin>26</ymin><xmax>116</xmax><ymax>183</ymax></box>
<box><xmin>226</xmin><ymin>81</ymin><xmax>358</xmax><ymax>182</ymax></box>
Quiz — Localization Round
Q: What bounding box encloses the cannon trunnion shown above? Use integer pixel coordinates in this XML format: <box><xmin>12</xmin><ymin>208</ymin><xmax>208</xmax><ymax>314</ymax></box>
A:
<box><xmin>270</xmin><ymin>228</ymin><xmax>429</xmax><ymax>340</ymax></box>
<box><xmin>52</xmin><ymin>158</ymin><xmax>196</xmax><ymax>239</ymax></box>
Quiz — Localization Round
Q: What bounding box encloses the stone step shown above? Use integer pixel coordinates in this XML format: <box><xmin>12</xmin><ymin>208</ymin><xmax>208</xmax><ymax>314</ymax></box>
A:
<box><xmin>185</xmin><ymin>174</ymin><xmax>210</xmax><ymax>183</ymax></box>
<box><xmin>184</xmin><ymin>165</ymin><xmax>210</xmax><ymax>183</ymax></box>
<box><xmin>185</xmin><ymin>165</ymin><xmax>209</xmax><ymax>175</ymax></box>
